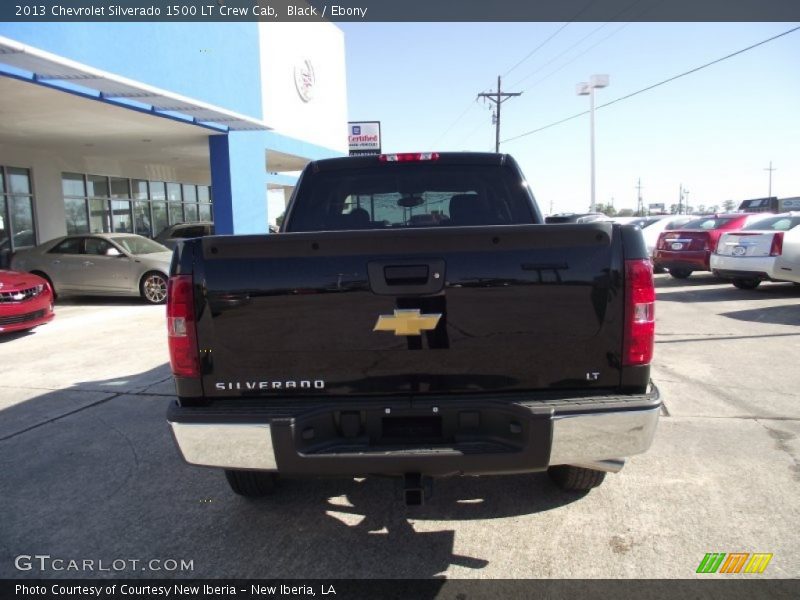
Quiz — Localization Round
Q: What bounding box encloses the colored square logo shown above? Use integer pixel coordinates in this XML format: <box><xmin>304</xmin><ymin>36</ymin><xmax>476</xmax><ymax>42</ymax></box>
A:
<box><xmin>352</xmin><ymin>126</ymin><xmax>361</xmax><ymax>135</ymax></box>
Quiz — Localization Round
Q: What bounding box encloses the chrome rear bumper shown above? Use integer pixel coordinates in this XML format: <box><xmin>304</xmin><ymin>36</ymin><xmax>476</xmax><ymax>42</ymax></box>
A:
<box><xmin>168</xmin><ymin>390</ymin><xmax>660</xmax><ymax>475</ymax></box>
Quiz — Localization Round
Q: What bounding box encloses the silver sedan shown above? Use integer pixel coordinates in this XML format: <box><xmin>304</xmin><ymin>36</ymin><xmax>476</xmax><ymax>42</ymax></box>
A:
<box><xmin>10</xmin><ymin>233</ymin><xmax>173</xmax><ymax>304</ymax></box>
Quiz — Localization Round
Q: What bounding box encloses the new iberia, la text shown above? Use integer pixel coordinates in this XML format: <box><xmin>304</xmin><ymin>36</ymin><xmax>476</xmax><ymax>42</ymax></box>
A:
<box><xmin>16</xmin><ymin>583</ymin><xmax>336</xmax><ymax>597</ymax></box>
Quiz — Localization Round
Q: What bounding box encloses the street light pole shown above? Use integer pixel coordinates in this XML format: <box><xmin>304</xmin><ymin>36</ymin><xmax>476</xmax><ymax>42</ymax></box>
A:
<box><xmin>764</xmin><ymin>160</ymin><xmax>776</xmax><ymax>198</ymax></box>
<box><xmin>577</xmin><ymin>75</ymin><xmax>609</xmax><ymax>213</ymax></box>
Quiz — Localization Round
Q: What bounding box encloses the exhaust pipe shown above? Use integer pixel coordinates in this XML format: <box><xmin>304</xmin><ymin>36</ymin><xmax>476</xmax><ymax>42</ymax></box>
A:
<box><xmin>571</xmin><ymin>458</ymin><xmax>626</xmax><ymax>473</ymax></box>
<box><xmin>402</xmin><ymin>473</ymin><xmax>431</xmax><ymax>506</ymax></box>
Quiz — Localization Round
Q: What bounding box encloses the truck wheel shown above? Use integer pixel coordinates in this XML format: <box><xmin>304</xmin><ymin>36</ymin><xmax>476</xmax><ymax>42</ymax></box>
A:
<box><xmin>732</xmin><ymin>278</ymin><xmax>760</xmax><ymax>290</ymax></box>
<box><xmin>224</xmin><ymin>470</ymin><xmax>277</xmax><ymax>497</ymax></box>
<box><xmin>668</xmin><ymin>268</ymin><xmax>692</xmax><ymax>279</ymax></box>
<box><xmin>547</xmin><ymin>465</ymin><xmax>606</xmax><ymax>492</ymax></box>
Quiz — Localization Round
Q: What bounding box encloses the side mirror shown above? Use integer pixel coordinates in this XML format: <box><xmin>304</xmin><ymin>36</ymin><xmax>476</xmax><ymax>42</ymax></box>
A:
<box><xmin>105</xmin><ymin>247</ymin><xmax>122</xmax><ymax>257</ymax></box>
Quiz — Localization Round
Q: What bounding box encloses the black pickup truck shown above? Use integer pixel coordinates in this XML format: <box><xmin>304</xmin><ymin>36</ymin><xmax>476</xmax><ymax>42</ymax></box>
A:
<box><xmin>166</xmin><ymin>152</ymin><xmax>660</xmax><ymax>504</ymax></box>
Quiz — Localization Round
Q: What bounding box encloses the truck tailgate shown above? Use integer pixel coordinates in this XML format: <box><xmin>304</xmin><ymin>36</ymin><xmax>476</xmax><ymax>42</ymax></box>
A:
<box><xmin>192</xmin><ymin>223</ymin><xmax>625</xmax><ymax>397</ymax></box>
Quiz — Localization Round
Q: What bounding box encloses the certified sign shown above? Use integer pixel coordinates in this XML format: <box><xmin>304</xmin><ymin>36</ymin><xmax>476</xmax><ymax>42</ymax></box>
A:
<box><xmin>293</xmin><ymin>59</ymin><xmax>315</xmax><ymax>103</ymax></box>
<box><xmin>348</xmin><ymin>121</ymin><xmax>381</xmax><ymax>156</ymax></box>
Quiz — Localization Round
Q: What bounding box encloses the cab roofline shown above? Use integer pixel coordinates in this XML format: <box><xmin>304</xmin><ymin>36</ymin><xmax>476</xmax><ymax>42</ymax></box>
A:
<box><xmin>310</xmin><ymin>152</ymin><xmax>511</xmax><ymax>171</ymax></box>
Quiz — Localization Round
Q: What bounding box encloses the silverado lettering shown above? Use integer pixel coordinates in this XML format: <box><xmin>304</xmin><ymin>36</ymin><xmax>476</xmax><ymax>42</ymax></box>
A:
<box><xmin>214</xmin><ymin>381</ymin><xmax>325</xmax><ymax>390</ymax></box>
<box><xmin>166</xmin><ymin>152</ymin><xmax>661</xmax><ymax>504</ymax></box>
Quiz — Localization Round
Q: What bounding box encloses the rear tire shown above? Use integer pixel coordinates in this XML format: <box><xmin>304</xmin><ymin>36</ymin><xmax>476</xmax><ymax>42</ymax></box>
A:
<box><xmin>548</xmin><ymin>465</ymin><xmax>606</xmax><ymax>492</ymax></box>
<box><xmin>140</xmin><ymin>271</ymin><xmax>168</xmax><ymax>304</ymax></box>
<box><xmin>732</xmin><ymin>278</ymin><xmax>761</xmax><ymax>290</ymax></box>
<box><xmin>668</xmin><ymin>268</ymin><xmax>692</xmax><ymax>279</ymax></box>
<box><xmin>224</xmin><ymin>470</ymin><xmax>278</xmax><ymax>497</ymax></box>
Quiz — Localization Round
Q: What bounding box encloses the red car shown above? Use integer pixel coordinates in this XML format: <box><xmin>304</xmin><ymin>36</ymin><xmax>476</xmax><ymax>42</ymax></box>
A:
<box><xmin>0</xmin><ymin>269</ymin><xmax>55</xmax><ymax>334</ymax></box>
<box><xmin>653</xmin><ymin>214</ymin><xmax>764</xmax><ymax>279</ymax></box>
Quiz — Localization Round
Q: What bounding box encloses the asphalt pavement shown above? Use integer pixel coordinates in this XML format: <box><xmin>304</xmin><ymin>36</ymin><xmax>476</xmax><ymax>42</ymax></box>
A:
<box><xmin>1</xmin><ymin>276</ymin><xmax>798</xmax><ymax>579</ymax></box>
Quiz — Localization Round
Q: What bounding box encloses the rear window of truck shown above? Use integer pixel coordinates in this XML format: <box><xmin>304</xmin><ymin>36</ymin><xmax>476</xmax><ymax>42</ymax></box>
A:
<box><xmin>285</xmin><ymin>163</ymin><xmax>537</xmax><ymax>232</ymax></box>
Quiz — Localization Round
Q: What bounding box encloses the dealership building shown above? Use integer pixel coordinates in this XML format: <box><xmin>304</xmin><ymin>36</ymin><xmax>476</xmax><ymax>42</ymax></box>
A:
<box><xmin>0</xmin><ymin>22</ymin><xmax>348</xmax><ymax>267</ymax></box>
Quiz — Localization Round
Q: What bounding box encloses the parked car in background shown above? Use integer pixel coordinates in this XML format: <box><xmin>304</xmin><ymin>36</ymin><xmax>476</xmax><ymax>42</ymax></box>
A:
<box><xmin>0</xmin><ymin>269</ymin><xmax>55</xmax><ymax>334</ymax></box>
<box><xmin>11</xmin><ymin>233</ymin><xmax>172</xmax><ymax>304</ymax></box>
<box><xmin>653</xmin><ymin>214</ymin><xmax>766</xmax><ymax>279</ymax></box>
<box><xmin>640</xmin><ymin>215</ymin><xmax>697</xmax><ymax>272</ymax></box>
<box><xmin>545</xmin><ymin>212</ymin><xmax>612</xmax><ymax>224</ymax></box>
<box><xmin>711</xmin><ymin>212</ymin><xmax>800</xmax><ymax>289</ymax></box>
<box><xmin>610</xmin><ymin>216</ymin><xmax>656</xmax><ymax>227</ymax></box>
<box><xmin>155</xmin><ymin>222</ymin><xmax>214</xmax><ymax>250</ymax></box>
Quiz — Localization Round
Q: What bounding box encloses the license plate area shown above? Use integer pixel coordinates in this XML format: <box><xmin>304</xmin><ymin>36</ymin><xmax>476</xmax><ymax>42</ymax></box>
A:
<box><xmin>381</xmin><ymin>415</ymin><xmax>443</xmax><ymax>444</ymax></box>
<box><xmin>290</xmin><ymin>404</ymin><xmax>546</xmax><ymax>457</ymax></box>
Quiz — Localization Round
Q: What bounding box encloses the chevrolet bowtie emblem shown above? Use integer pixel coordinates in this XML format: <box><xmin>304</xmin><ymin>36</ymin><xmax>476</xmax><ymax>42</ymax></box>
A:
<box><xmin>373</xmin><ymin>309</ymin><xmax>442</xmax><ymax>336</ymax></box>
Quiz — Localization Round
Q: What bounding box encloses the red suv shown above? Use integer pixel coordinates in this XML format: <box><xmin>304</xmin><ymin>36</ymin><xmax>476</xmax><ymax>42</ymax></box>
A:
<box><xmin>653</xmin><ymin>214</ymin><xmax>762</xmax><ymax>279</ymax></box>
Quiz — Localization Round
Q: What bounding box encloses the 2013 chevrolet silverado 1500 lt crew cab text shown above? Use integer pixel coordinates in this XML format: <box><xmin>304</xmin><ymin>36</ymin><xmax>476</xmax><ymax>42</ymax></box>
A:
<box><xmin>166</xmin><ymin>152</ymin><xmax>660</xmax><ymax>504</ymax></box>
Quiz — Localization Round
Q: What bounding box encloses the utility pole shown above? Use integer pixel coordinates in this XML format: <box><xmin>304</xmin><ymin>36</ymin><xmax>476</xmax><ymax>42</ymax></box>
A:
<box><xmin>636</xmin><ymin>178</ymin><xmax>643</xmax><ymax>216</ymax></box>
<box><xmin>678</xmin><ymin>183</ymin><xmax>683</xmax><ymax>215</ymax></box>
<box><xmin>764</xmin><ymin>161</ymin><xmax>776</xmax><ymax>198</ymax></box>
<box><xmin>478</xmin><ymin>76</ymin><xmax>522</xmax><ymax>153</ymax></box>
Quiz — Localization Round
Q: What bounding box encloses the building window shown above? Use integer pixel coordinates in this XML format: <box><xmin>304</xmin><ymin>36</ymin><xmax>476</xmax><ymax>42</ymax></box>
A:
<box><xmin>151</xmin><ymin>202</ymin><xmax>168</xmax><ymax>237</ymax></box>
<box><xmin>133</xmin><ymin>201</ymin><xmax>152</xmax><ymax>238</ymax></box>
<box><xmin>132</xmin><ymin>179</ymin><xmax>149</xmax><ymax>200</ymax></box>
<box><xmin>110</xmin><ymin>177</ymin><xmax>130</xmax><ymax>199</ymax></box>
<box><xmin>61</xmin><ymin>174</ymin><xmax>212</xmax><ymax>240</ymax></box>
<box><xmin>1</xmin><ymin>166</ymin><xmax>36</xmax><ymax>268</ymax></box>
<box><xmin>111</xmin><ymin>200</ymin><xmax>133</xmax><ymax>233</ymax></box>
<box><xmin>64</xmin><ymin>197</ymin><xmax>89</xmax><ymax>234</ymax></box>
<box><xmin>89</xmin><ymin>198</ymin><xmax>110</xmax><ymax>233</ymax></box>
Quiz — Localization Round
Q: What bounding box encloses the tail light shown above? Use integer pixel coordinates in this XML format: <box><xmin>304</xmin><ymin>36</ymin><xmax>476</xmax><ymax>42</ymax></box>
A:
<box><xmin>770</xmin><ymin>232</ymin><xmax>784</xmax><ymax>256</ymax></box>
<box><xmin>167</xmin><ymin>275</ymin><xmax>200</xmax><ymax>378</ymax></box>
<box><xmin>379</xmin><ymin>152</ymin><xmax>439</xmax><ymax>162</ymax></box>
<box><xmin>657</xmin><ymin>233</ymin><xmax>673</xmax><ymax>250</ymax></box>
<box><xmin>623</xmin><ymin>259</ymin><xmax>655</xmax><ymax>366</ymax></box>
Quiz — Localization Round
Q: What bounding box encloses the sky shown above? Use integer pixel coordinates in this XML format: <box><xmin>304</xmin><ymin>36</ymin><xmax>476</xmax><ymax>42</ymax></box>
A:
<box><xmin>338</xmin><ymin>22</ymin><xmax>800</xmax><ymax>215</ymax></box>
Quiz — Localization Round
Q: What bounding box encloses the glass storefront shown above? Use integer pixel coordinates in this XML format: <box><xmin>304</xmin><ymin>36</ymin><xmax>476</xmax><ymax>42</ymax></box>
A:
<box><xmin>62</xmin><ymin>173</ymin><xmax>212</xmax><ymax>240</ymax></box>
<box><xmin>1</xmin><ymin>166</ymin><xmax>36</xmax><ymax>268</ymax></box>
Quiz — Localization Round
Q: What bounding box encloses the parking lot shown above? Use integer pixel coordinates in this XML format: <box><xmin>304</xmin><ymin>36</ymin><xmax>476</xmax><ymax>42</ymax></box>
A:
<box><xmin>1</xmin><ymin>274</ymin><xmax>798</xmax><ymax>579</ymax></box>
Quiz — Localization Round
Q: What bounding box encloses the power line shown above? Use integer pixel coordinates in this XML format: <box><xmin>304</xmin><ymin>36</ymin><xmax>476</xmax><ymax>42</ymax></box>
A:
<box><xmin>454</xmin><ymin>116</ymin><xmax>492</xmax><ymax>148</ymax></box>
<box><xmin>502</xmin><ymin>25</ymin><xmax>800</xmax><ymax>144</ymax></box>
<box><xmin>503</xmin><ymin>23</ymin><xmax>572</xmax><ymax>78</ymax></box>
<box><xmin>431</xmin><ymin>76</ymin><xmax>501</xmax><ymax>148</ymax></box>
<box><xmin>433</xmin><ymin>0</ymin><xmax>628</xmax><ymax>149</ymax></box>
<box><xmin>509</xmin><ymin>0</ymin><xmax>647</xmax><ymax>89</ymax></box>
<box><xmin>510</xmin><ymin>22</ymin><xmax>613</xmax><ymax>88</ymax></box>
<box><xmin>430</xmin><ymin>100</ymin><xmax>478</xmax><ymax>148</ymax></box>
<box><xmin>503</xmin><ymin>0</ymin><xmax>599</xmax><ymax>78</ymax></box>
<box><xmin>430</xmin><ymin>0</ymin><xmax>648</xmax><ymax>149</ymax></box>
<box><xmin>515</xmin><ymin>21</ymin><xmax>633</xmax><ymax>92</ymax></box>
<box><xmin>600</xmin><ymin>25</ymin><xmax>800</xmax><ymax>110</ymax></box>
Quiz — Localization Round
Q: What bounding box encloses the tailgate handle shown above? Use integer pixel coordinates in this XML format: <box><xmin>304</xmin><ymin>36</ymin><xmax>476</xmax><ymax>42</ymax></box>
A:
<box><xmin>384</xmin><ymin>265</ymin><xmax>429</xmax><ymax>286</ymax></box>
<box><xmin>368</xmin><ymin>259</ymin><xmax>445</xmax><ymax>296</ymax></box>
